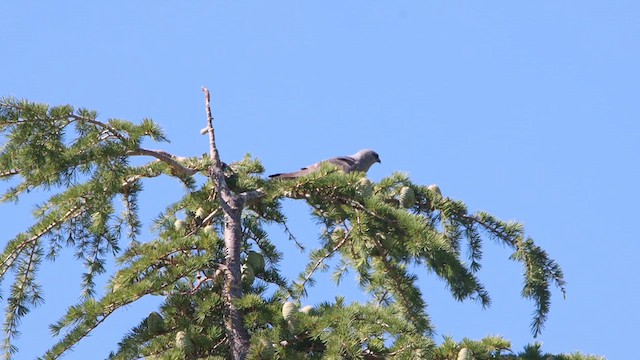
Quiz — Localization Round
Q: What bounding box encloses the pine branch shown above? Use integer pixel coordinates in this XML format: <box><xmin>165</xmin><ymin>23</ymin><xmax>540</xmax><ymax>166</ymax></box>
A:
<box><xmin>295</xmin><ymin>225</ymin><xmax>350</xmax><ymax>298</ymax></box>
<box><xmin>67</xmin><ymin>113</ymin><xmax>129</xmax><ymax>143</ymax></box>
<box><xmin>47</xmin><ymin>247</ymin><xmax>211</xmax><ymax>359</ymax></box>
<box><xmin>460</xmin><ymin>211</ymin><xmax>566</xmax><ymax>336</ymax></box>
<box><xmin>2</xmin><ymin>241</ymin><xmax>41</xmax><ymax>360</ymax></box>
<box><xmin>0</xmin><ymin>205</ymin><xmax>82</xmax><ymax>277</ymax></box>
<box><xmin>371</xmin><ymin>251</ymin><xmax>432</xmax><ymax>334</ymax></box>
<box><xmin>278</xmin><ymin>220</ymin><xmax>304</xmax><ymax>251</ymax></box>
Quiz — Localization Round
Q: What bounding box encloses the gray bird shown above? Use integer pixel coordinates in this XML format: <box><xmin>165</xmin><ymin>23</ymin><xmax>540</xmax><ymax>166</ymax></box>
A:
<box><xmin>268</xmin><ymin>149</ymin><xmax>381</xmax><ymax>179</ymax></box>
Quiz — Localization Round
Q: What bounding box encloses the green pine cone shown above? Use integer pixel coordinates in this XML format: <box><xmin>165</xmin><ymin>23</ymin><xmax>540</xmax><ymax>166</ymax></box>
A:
<box><xmin>377</xmin><ymin>232</ymin><xmax>393</xmax><ymax>250</ymax></box>
<box><xmin>282</xmin><ymin>301</ymin><xmax>298</xmax><ymax>320</ymax></box>
<box><xmin>241</xmin><ymin>264</ymin><xmax>255</xmax><ymax>286</ymax></box>
<box><xmin>175</xmin><ymin>331</ymin><xmax>194</xmax><ymax>353</ymax></box>
<box><xmin>146</xmin><ymin>312</ymin><xmax>164</xmax><ymax>334</ymax></box>
<box><xmin>299</xmin><ymin>305</ymin><xmax>314</xmax><ymax>314</ymax></box>
<box><xmin>246</xmin><ymin>251</ymin><xmax>265</xmax><ymax>273</ymax></box>
<box><xmin>174</xmin><ymin>219</ymin><xmax>185</xmax><ymax>231</ymax></box>
<box><xmin>214</xmin><ymin>268</ymin><xmax>224</xmax><ymax>284</ymax></box>
<box><xmin>428</xmin><ymin>184</ymin><xmax>442</xmax><ymax>196</ymax></box>
<box><xmin>457</xmin><ymin>347</ymin><xmax>472</xmax><ymax>360</ymax></box>
<box><xmin>356</xmin><ymin>178</ymin><xmax>374</xmax><ymax>197</ymax></box>
<box><xmin>258</xmin><ymin>338</ymin><xmax>275</xmax><ymax>357</ymax></box>
<box><xmin>399</xmin><ymin>186</ymin><xmax>416</xmax><ymax>208</ymax></box>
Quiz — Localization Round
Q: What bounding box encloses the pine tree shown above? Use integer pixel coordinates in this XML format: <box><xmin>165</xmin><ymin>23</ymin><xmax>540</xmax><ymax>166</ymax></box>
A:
<box><xmin>0</xmin><ymin>91</ymin><xmax>593</xmax><ymax>359</ymax></box>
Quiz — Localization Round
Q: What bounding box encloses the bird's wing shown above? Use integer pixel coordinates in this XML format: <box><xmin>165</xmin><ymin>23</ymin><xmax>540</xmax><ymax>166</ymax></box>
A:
<box><xmin>325</xmin><ymin>156</ymin><xmax>357</xmax><ymax>171</ymax></box>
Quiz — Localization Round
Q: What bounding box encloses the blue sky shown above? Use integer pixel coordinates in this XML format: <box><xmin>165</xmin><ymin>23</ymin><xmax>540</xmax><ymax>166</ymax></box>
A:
<box><xmin>1</xmin><ymin>1</ymin><xmax>638</xmax><ymax>359</ymax></box>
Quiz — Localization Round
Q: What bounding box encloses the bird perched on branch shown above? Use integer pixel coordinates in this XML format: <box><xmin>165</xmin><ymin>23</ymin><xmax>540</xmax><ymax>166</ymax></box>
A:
<box><xmin>268</xmin><ymin>149</ymin><xmax>381</xmax><ymax>179</ymax></box>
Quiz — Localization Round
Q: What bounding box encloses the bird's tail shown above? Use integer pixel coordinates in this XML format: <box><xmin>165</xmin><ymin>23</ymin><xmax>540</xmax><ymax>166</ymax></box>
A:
<box><xmin>268</xmin><ymin>172</ymin><xmax>300</xmax><ymax>179</ymax></box>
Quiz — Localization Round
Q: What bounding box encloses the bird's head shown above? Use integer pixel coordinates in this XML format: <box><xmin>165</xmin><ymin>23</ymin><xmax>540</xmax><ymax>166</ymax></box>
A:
<box><xmin>352</xmin><ymin>149</ymin><xmax>382</xmax><ymax>173</ymax></box>
<box><xmin>354</xmin><ymin>149</ymin><xmax>381</xmax><ymax>164</ymax></box>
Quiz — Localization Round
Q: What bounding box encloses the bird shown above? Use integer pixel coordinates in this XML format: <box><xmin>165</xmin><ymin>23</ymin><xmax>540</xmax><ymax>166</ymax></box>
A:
<box><xmin>268</xmin><ymin>149</ymin><xmax>381</xmax><ymax>179</ymax></box>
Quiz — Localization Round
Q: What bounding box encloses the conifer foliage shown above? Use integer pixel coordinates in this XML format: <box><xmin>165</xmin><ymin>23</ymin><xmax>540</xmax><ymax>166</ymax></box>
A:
<box><xmin>0</xmin><ymin>93</ymin><xmax>571</xmax><ymax>359</ymax></box>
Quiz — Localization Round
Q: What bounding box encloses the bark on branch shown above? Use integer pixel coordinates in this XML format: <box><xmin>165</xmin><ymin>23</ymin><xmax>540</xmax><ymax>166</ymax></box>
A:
<box><xmin>126</xmin><ymin>148</ymin><xmax>198</xmax><ymax>176</ymax></box>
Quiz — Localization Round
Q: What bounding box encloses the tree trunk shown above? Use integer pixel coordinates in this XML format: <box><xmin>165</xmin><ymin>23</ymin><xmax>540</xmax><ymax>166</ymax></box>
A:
<box><xmin>222</xmin><ymin>196</ymin><xmax>250</xmax><ymax>359</ymax></box>
<box><xmin>202</xmin><ymin>87</ymin><xmax>251</xmax><ymax>359</ymax></box>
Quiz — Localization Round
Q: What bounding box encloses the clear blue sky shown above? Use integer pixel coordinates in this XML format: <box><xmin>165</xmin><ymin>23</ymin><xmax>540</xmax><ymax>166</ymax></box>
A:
<box><xmin>1</xmin><ymin>1</ymin><xmax>638</xmax><ymax>359</ymax></box>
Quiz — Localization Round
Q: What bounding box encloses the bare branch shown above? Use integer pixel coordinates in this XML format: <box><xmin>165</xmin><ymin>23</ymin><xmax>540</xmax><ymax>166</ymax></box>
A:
<box><xmin>201</xmin><ymin>208</ymin><xmax>223</xmax><ymax>227</ymax></box>
<box><xmin>184</xmin><ymin>208</ymin><xmax>222</xmax><ymax>237</ymax></box>
<box><xmin>0</xmin><ymin>169</ymin><xmax>20</xmax><ymax>178</ymax></box>
<box><xmin>126</xmin><ymin>148</ymin><xmax>198</xmax><ymax>176</ymax></box>
<box><xmin>201</xmin><ymin>87</ymin><xmax>233</xmax><ymax>203</ymax></box>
